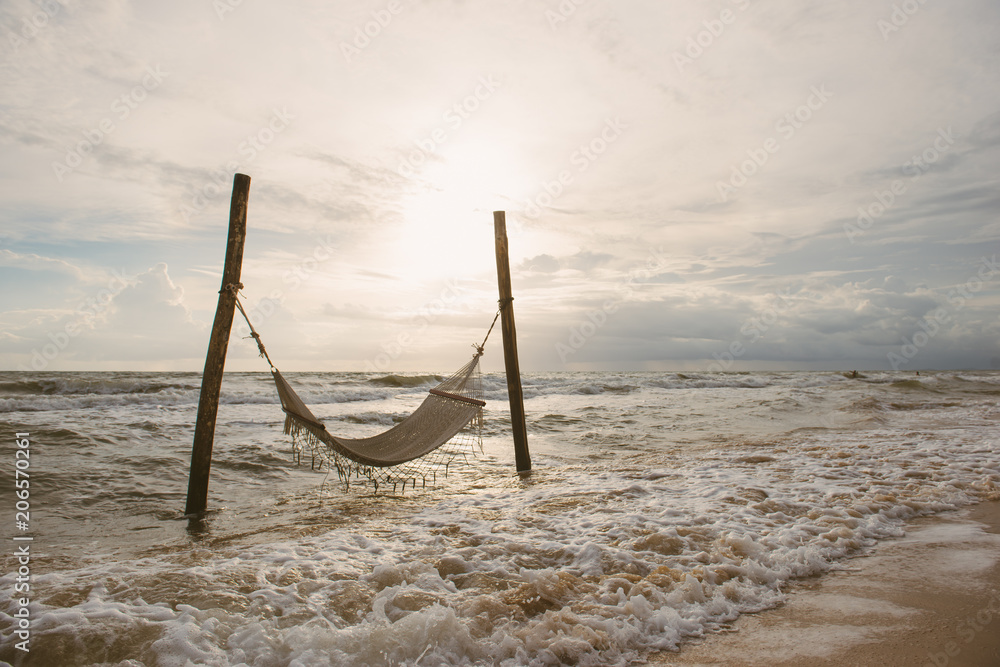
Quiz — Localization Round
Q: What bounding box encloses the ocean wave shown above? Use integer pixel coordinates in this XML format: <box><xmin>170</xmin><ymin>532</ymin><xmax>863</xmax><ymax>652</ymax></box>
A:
<box><xmin>0</xmin><ymin>375</ymin><xmax>199</xmax><ymax>396</ymax></box>
<box><xmin>0</xmin><ymin>376</ymin><xmax>416</xmax><ymax>413</ymax></box>
<box><xmin>368</xmin><ymin>373</ymin><xmax>443</xmax><ymax>388</ymax></box>
<box><xmin>889</xmin><ymin>378</ymin><xmax>940</xmax><ymax>392</ymax></box>
<box><xmin>533</xmin><ymin>413</ymin><xmax>587</xmax><ymax>431</ymax></box>
<box><xmin>0</xmin><ymin>392</ymin><xmax>197</xmax><ymax>413</ymax></box>
<box><xmin>645</xmin><ymin>373</ymin><xmax>768</xmax><ymax>390</ymax></box>
<box><xmin>342</xmin><ymin>411</ymin><xmax>405</xmax><ymax>426</ymax></box>
<box><xmin>5</xmin><ymin>370</ymin><xmax>997</xmax><ymax>415</ymax></box>
<box><xmin>843</xmin><ymin>396</ymin><xmax>888</xmax><ymax>413</ymax></box>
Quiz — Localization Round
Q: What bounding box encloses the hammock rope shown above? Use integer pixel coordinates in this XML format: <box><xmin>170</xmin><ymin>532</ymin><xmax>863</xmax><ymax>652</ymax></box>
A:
<box><xmin>234</xmin><ymin>290</ymin><xmax>496</xmax><ymax>492</ymax></box>
<box><xmin>233</xmin><ymin>290</ymin><xmax>276</xmax><ymax>371</ymax></box>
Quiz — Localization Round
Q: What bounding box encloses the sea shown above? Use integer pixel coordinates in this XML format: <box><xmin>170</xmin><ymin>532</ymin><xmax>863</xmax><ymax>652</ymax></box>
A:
<box><xmin>0</xmin><ymin>368</ymin><xmax>998</xmax><ymax>666</ymax></box>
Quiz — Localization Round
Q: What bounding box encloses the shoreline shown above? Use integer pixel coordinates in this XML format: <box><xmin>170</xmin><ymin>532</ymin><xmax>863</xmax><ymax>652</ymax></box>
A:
<box><xmin>644</xmin><ymin>500</ymin><xmax>1000</xmax><ymax>666</ymax></box>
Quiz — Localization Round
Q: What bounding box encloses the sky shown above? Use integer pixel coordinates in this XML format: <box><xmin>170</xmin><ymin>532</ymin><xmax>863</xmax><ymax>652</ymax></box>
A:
<box><xmin>1</xmin><ymin>0</ymin><xmax>998</xmax><ymax>373</ymax></box>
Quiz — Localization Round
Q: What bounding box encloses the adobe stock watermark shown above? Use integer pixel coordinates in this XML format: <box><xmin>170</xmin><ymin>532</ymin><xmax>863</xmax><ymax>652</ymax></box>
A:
<box><xmin>19</xmin><ymin>269</ymin><xmax>135</xmax><ymax>371</ymax></box>
<box><xmin>397</xmin><ymin>75</ymin><xmax>502</xmax><ymax>179</ymax></box>
<box><xmin>554</xmin><ymin>300</ymin><xmax>619</xmax><ymax>364</ymax></box>
<box><xmin>5</xmin><ymin>0</ymin><xmax>68</xmax><ymax>54</ymax></box>
<box><xmin>179</xmin><ymin>107</ymin><xmax>294</xmax><ymax>222</ymax></box>
<box><xmin>878</xmin><ymin>0</ymin><xmax>931</xmax><ymax>41</ymax></box>
<box><xmin>520</xmin><ymin>117</ymin><xmax>628</xmax><ymax>219</ymax></box>
<box><xmin>923</xmin><ymin>588</ymin><xmax>1000</xmax><ymax>667</ymax></box>
<box><xmin>340</xmin><ymin>0</ymin><xmax>409</xmax><ymax>63</ymax></box>
<box><xmin>364</xmin><ymin>278</ymin><xmax>466</xmax><ymax>372</ymax></box>
<box><xmin>233</xmin><ymin>235</ymin><xmax>338</xmax><ymax>340</ymax></box>
<box><xmin>611</xmin><ymin>246</ymin><xmax>671</xmax><ymax>302</ymax></box>
<box><xmin>717</xmin><ymin>84</ymin><xmax>833</xmax><ymax>202</ymax></box>
<box><xmin>886</xmin><ymin>255</ymin><xmax>998</xmax><ymax>370</ymax></box>
<box><xmin>51</xmin><ymin>64</ymin><xmax>168</xmax><ymax>182</ymax></box>
<box><xmin>556</xmin><ymin>246</ymin><xmax>668</xmax><ymax>364</ymax></box>
<box><xmin>213</xmin><ymin>0</ymin><xmax>245</xmax><ymax>21</ymax></box>
<box><xmin>708</xmin><ymin>288</ymin><xmax>794</xmax><ymax>372</ymax></box>
<box><xmin>545</xmin><ymin>0</ymin><xmax>588</xmax><ymax>30</ymax></box>
<box><xmin>844</xmin><ymin>127</ymin><xmax>955</xmax><ymax>243</ymax></box>
<box><xmin>673</xmin><ymin>0</ymin><xmax>752</xmax><ymax>73</ymax></box>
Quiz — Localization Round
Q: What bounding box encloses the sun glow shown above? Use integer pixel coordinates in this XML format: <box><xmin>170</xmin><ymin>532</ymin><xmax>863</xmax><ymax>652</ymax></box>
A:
<box><xmin>390</xmin><ymin>136</ymin><xmax>535</xmax><ymax>284</ymax></box>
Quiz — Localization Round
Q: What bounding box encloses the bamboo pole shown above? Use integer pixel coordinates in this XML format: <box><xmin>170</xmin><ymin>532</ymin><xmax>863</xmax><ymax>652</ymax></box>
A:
<box><xmin>493</xmin><ymin>211</ymin><xmax>531</xmax><ymax>473</ymax></box>
<box><xmin>185</xmin><ymin>173</ymin><xmax>251</xmax><ymax>515</ymax></box>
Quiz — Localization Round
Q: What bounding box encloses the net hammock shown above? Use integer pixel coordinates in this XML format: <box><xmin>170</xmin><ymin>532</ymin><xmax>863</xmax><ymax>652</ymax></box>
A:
<box><xmin>234</xmin><ymin>288</ymin><xmax>498</xmax><ymax>493</ymax></box>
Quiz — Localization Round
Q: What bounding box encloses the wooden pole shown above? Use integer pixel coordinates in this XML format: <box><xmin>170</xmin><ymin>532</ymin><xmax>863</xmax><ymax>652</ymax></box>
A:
<box><xmin>493</xmin><ymin>211</ymin><xmax>531</xmax><ymax>473</ymax></box>
<box><xmin>185</xmin><ymin>173</ymin><xmax>251</xmax><ymax>515</ymax></box>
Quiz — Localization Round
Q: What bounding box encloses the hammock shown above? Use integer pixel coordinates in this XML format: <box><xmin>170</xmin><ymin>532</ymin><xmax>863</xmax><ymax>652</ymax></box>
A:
<box><xmin>235</xmin><ymin>291</ymin><xmax>496</xmax><ymax>492</ymax></box>
<box><xmin>274</xmin><ymin>353</ymin><xmax>485</xmax><ymax>491</ymax></box>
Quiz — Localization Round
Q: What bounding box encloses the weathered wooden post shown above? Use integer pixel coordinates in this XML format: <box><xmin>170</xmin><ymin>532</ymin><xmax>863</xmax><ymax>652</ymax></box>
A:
<box><xmin>185</xmin><ymin>173</ymin><xmax>251</xmax><ymax>515</ymax></box>
<box><xmin>493</xmin><ymin>210</ymin><xmax>531</xmax><ymax>473</ymax></box>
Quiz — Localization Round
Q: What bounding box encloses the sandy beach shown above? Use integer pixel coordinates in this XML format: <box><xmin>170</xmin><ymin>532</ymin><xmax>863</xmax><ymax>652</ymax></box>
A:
<box><xmin>647</xmin><ymin>501</ymin><xmax>1000</xmax><ymax>666</ymax></box>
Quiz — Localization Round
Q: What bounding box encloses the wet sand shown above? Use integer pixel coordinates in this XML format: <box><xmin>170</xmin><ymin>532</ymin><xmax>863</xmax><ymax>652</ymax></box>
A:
<box><xmin>645</xmin><ymin>501</ymin><xmax>1000</xmax><ymax>666</ymax></box>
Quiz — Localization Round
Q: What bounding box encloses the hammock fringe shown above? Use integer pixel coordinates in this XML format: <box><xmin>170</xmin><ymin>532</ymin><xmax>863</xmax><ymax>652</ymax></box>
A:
<box><xmin>273</xmin><ymin>352</ymin><xmax>486</xmax><ymax>493</ymax></box>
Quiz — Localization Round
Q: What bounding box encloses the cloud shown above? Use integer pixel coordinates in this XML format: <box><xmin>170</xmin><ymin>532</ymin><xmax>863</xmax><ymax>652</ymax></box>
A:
<box><xmin>1</xmin><ymin>1</ymin><xmax>998</xmax><ymax>370</ymax></box>
<box><xmin>0</xmin><ymin>249</ymin><xmax>85</xmax><ymax>280</ymax></box>
<box><xmin>1</xmin><ymin>262</ymin><xmax>206</xmax><ymax>369</ymax></box>
<box><xmin>533</xmin><ymin>269</ymin><xmax>1000</xmax><ymax>370</ymax></box>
